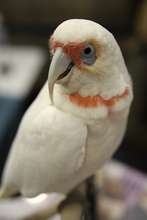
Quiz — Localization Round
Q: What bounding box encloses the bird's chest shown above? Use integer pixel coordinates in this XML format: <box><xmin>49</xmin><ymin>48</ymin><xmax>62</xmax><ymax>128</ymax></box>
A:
<box><xmin>84</xmin><ymin>115</ymin><xmax>126</xmax><ymax>170</ymax></box>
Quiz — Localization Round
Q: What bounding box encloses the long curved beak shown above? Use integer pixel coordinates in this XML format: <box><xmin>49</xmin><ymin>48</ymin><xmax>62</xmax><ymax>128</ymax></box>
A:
<box><xmin>48</xmin><ymin>47</ymin><xmax>73</xmax><ymax>104</ymax></box>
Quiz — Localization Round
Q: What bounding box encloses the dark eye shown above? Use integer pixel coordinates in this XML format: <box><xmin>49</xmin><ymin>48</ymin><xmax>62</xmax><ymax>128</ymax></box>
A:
<box><xmin>81</xmin><ymin>44</ymin><xmax>96</xmax><ymax>65</ymax></box>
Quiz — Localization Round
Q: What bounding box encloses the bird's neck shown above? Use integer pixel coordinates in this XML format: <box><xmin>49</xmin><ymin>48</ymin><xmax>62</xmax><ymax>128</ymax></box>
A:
<box><xmin>67</xmin><ymin>90</ymin><xmax>129</xmax><ymax>108</ymax></box>
<box><xmin>53</xmin><ymin>84</ymin><xmax>131</xmax><ymax>122</ymax></box>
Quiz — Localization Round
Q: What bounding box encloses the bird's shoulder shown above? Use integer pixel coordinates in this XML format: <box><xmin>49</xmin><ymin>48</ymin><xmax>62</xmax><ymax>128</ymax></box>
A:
<box><xmin>29</xmin><ymin>104</ymin><xmax>87</xmax><ymax>141</ymax></box>
<box><xmin>15</xmin><ymin>83</ymin><xmax>87</xmax><ymax>162</ymax></box>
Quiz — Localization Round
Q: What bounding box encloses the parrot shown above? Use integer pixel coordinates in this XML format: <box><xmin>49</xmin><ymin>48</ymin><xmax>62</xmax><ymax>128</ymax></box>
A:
<box><xmin>0</xmin><ymin>19</ymin><xmax>133</xmax><ymax>206</ymax></box>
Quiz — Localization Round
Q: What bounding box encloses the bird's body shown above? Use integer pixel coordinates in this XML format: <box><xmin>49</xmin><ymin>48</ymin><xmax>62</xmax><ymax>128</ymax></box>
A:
<box><xmin>1</xmin><ymin>83</ymin><xmax>129</xmax><ymax>197</ymax></box>
<box><xmin>0</xmin><ymin>19</ymin><xmax>133</xmax><ymax>199</ymax></box>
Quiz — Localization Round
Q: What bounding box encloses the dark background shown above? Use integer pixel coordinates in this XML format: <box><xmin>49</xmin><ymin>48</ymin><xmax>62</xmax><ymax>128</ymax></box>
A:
<box><xmin>0</xmin><ymin>0</ymin><xmax>147</xmax><ymax>178</ymax></box>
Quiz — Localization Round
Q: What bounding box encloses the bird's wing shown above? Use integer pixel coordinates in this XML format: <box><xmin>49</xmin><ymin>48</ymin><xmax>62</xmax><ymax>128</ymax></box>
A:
<box><xmin>2</xmin><ymin>99</ymin><xmax>87</xmax><ymax>196</ymax></box>
<box><xmin>26</xmin><ymin>105</ymin><xmax>88</xmax><ymax>172</ymax></box>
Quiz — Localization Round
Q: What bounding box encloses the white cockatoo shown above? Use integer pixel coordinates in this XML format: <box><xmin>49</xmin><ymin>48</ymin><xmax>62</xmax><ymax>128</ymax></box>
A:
<box><xmin>0</xmin><ymin>19</ymin><xmax>133</xmax><ymax>204</ymax></box>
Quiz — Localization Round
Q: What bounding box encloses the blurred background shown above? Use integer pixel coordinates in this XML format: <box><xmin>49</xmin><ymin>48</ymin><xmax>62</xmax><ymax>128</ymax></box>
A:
<box><xmin>0</xmin><ymin>0</ymin><xmax>147</xmax><ymax>191</ymax></box>
<box><xmin>0</xmin><ymin>0</ymin><xmax>147</xmax><ymax>219</ymax></box>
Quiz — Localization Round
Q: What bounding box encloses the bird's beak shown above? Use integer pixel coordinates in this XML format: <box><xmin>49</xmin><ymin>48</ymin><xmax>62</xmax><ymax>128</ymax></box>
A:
<box><xmin>48</xmin><ymin>47</ymin><xmax>74</xmax><ymax>104</ymax></box>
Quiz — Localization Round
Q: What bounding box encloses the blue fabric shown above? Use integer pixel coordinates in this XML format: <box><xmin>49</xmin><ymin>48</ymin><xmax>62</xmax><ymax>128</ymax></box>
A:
<box><xmin>0</xmin><ymin>96</ymin><xmax>25</xmax><ymax>179</ymax></box>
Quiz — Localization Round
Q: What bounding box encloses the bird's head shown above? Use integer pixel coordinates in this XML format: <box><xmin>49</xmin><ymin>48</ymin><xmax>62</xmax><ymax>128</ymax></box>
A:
<box><xmin>48</xmin><ymin>19</ymin><xmax>133</xmax><ymax>120</ymax></box>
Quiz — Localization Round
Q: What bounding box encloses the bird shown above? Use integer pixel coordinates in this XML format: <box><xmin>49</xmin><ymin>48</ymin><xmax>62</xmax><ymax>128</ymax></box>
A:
<box><xmin>0</xmin><ymin>19</ymin><xmax>133</xmax><ymax>203</ymax></box>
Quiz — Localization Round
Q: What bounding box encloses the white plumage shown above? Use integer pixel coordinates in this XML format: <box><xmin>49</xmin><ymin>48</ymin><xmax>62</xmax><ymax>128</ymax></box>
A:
<box><xmin>0</xmin><ymin>19</ymin><xmax>133</xmax><ymax>199</ymax></box>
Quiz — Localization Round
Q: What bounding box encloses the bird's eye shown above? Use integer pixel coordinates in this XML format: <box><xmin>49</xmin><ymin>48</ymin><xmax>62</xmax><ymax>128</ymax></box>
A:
<box><xmin>81</xmin><ymin>44</ymin><xmax>96</xmax><ymax>65</ymax></box>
